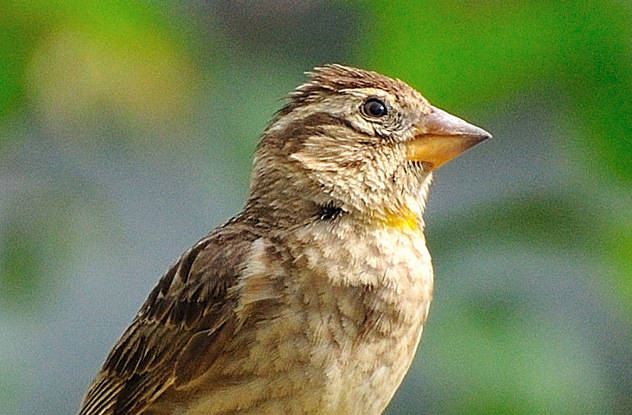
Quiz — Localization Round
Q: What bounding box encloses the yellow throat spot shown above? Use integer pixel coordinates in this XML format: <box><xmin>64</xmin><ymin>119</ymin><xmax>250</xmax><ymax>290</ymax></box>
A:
<box><xmin>377</xmin><ymin>208</ymin><xmax>419</xmax><ymax>232</ymax></box>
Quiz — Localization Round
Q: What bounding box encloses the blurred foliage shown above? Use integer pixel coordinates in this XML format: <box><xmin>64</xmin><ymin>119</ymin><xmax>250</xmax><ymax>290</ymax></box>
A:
<box><xmin>0</xmin><ymin>363</ymin><xmax>20</xmax><ymax>415</ymax></box>
<box><xmin>0</xmin><ymin>0</ymin><xmax>198</xmax><ymax>142</ymax></box>
<box><xmin>1</xmin><ymin>221</ymin><xmax>47</xmax><ymax>309</ymax></box>
<box><xmin>0</xmin><ymin>192</ymin><xmax>77</xmax><ymax>314</ymax></box>
<box><xmin>1</xmin><ymin>1</ymin><xmax>631</xmax><ymax>414</ymax></box>
<box><xmin>602</xmin><ymin>213</ymin><xmax>632</xmax><ymax>306</ymax></box>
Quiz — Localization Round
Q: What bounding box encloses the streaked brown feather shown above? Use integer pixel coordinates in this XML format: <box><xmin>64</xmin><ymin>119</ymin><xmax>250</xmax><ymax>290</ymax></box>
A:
<box><xmin>78</xmin><ymin>223</ymin><xmax>258</xmax><ymax>415</ymax></box>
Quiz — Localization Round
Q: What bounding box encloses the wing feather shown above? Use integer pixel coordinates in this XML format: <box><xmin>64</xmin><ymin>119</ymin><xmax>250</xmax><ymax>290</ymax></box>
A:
<box><xmin>78</xmin><ymin>224</ymin><xmax>257</xmax><ymax>415</ymax></box>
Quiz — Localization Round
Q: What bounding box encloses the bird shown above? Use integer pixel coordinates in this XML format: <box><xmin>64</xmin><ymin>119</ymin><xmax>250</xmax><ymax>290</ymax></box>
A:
<box><xmin>78</xmin><ymin>64</ymin><xmax>491</xmax><ymax>415</ymax></box>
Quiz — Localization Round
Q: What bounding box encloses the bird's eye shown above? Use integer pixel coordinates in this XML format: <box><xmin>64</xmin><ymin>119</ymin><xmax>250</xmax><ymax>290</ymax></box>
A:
<box><xmin>362</xmin><ymin>98</ymin><xmax>388</xmax><ymax>118</ymax></box>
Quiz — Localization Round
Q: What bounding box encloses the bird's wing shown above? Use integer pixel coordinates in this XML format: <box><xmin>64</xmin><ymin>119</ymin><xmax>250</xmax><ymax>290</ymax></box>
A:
<box><xmin>78</xmin><ymin>224</ymin><xmax>256</xmax><ymax>415</ymax></box>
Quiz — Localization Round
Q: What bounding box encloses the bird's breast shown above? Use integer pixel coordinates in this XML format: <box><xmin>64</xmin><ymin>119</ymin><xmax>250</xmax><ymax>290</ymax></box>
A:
<box><xmin>181</xmin><ymin>223</ymin><xmax>433</xmax><ymax>414</ymax></box>
<box><xmin>279</xmin><ymin>220</ymin><xmax>434</xmax><ymax>413</ymax></box>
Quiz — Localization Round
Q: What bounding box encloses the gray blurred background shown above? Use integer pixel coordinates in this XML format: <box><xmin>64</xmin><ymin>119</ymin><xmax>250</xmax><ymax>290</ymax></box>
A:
<box><xmin>1</xmin><ymin>1</ymin><xmax>631</xmax><ymax>414</ymax></box>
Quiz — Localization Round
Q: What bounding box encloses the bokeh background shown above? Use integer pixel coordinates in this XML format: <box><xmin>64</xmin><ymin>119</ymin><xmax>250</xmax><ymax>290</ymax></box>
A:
<box><xmin>1</xmin><ymin>1</ymin><xmax>631</xmax><ymax>414</ymax></box>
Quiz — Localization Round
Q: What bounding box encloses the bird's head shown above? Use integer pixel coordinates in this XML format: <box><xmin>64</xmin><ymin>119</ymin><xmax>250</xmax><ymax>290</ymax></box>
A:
<box><xmin>248</xmin><ymin>64</ymin><xmax>491</xmax><ymax>229</ymax></box>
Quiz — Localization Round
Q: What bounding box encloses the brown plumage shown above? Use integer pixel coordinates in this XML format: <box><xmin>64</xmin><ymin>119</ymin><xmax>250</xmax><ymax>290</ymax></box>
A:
<box><xmin>78</xmin><ymin>64</ymin><xmax>490</xmax><ymax>415</ymax></box>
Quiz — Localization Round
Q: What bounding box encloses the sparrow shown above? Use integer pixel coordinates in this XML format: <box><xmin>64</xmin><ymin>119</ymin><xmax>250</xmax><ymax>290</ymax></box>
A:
<box><xmin>78</xmin><ymin>64</ymin><xmax>491</xmax><ymax>415</ymax></box>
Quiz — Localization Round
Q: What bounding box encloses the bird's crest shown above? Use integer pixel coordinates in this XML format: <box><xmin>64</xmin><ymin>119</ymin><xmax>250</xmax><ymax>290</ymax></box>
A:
<box><xmin>287</xmin><ymin>64</ymin><xmax>416</xmax><ymax>108</ymax></box>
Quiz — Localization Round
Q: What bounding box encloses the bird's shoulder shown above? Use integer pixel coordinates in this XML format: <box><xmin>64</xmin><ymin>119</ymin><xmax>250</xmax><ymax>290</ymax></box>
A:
<box><xmin>78</xmin><ymin>220</ymin><xmax>260</xmax><ymax>415</ymax></box>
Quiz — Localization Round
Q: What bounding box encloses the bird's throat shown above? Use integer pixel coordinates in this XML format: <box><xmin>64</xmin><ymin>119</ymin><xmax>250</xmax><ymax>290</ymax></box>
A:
<box><xmin>376</xmin><ymin>207</ymin><xmax>420</xmax><ymax>232</ymax></box>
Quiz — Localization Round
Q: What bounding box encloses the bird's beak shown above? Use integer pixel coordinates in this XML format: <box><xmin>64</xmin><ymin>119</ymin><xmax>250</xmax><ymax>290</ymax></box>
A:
<box><xmin>406</xmin><ymin>106</ymin><xmax>492</xmax><ymax>170</ymax></box>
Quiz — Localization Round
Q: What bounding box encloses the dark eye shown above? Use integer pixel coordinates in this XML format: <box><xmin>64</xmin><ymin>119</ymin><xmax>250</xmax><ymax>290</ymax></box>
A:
<box><xmin>362</xmin><ymin>98</ymin><xmax>387</xmax><ymax>117</ymax></box>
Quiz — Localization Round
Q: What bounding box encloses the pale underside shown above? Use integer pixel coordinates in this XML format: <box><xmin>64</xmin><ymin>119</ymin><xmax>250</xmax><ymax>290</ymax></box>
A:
<box><xmin>144</xmin><ymin>219</ymin><xmax>433</xmax><ymax>415</ymax></box>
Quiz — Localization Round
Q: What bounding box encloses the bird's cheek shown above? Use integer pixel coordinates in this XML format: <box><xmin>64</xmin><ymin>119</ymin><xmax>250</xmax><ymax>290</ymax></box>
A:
<box><xmin>289</xmin><ymin>152</ymin><xmax>345</xmax><ymax>176</ymax></box>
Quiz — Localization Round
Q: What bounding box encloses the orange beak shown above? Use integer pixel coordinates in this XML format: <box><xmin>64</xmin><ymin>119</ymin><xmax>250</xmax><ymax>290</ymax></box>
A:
<box><xmin>406</xmin><ymin>106</ymin><xmax>492</xmax><ymax>170</ymax></box>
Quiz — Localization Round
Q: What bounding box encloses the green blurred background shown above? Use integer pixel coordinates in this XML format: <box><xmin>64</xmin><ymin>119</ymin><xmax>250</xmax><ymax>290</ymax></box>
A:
<box><xmin>1</xmin><ymin>1</ymin><xmax>631</xmax><ymax>414</ymax></box>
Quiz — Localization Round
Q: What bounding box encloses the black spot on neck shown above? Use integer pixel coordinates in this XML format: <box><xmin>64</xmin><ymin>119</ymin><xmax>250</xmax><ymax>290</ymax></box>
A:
<box><xmin>317</xmin><ymin>201</ymin><xmax>343</xmax><ymax>221</ymax></box>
